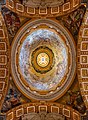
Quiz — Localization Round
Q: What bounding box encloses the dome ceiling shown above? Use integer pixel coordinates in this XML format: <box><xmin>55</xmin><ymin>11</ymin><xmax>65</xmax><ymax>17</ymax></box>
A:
<box><xmin>0</xmin><ymin>1</ymin><xmax>88</xmax><ymax>119</ymax></box>
<box><xmin>19</xmin><ymin>29</ymin><xmax>68</xmax><ymax>91</ymax></box>
<box><xmin>23</xmin><ymin>0</ymin><xmax>64</xmax><ymax>8</ymax></box>
<box><xmin>11</xmin><ymin>19</ymin><xmax>76</xmax><ymax>101</ymax></box>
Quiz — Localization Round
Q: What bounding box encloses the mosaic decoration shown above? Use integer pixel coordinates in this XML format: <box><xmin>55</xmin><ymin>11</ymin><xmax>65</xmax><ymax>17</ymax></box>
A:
<box><xmin>55</xmin><ymin>75</ymin><xmax>87</xmax><ymax>114</ymax></box>
<box><xmin>56</xmin><ymin>5</ymin><xmax>86</xmax><ymax>42</ymax></box>
<box><xmin>1</xmin><ymin>80</ymin><xmax>31</xmax><ymax>113</ymax></box>
<box><xmin>18</xmin><ymin>29</ymin><xmax>68</xmax><ymax>91</ymax></box>
<box><xmin>66</xmin><ymin>90</ymin><xmax>86</xmax><ymax>114</ymax></box>
<box><xmin>1</xmin><ymin>7</ymin><xmax>20</xmax><ymax>44</ymax></box>
<box><xmin>1</xmin><ymin>84</ymin><xmax>23</xmax><ymax>113</ymax></box>
<box><xmin>11</xmin><ymin>19</ymin><xmax>76</xmax><ymax>101</ymax></box>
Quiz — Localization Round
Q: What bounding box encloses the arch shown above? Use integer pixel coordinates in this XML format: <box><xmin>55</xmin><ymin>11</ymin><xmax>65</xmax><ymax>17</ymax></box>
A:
<box><xmin>5</xmin><ymin>0</ymin><xmax>81</xmax><ymax>18</ymax></box>
<box><xmin>0</xmin><ymin>12</ymin><xmax>10</xmax><ymax>110</ymax></box>
<box><xmin>6</xmin><ymin>102</ymin><xmax>81</xmax><ymax>120</ymax></box>
<box><xmin>77</xmin><ymin>9</ymin><xmax>88</xmax><ymax>108</ymax></box>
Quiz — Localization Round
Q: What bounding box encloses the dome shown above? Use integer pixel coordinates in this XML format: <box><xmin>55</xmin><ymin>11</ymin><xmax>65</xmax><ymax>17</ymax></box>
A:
<box><xmin>11</xmin><ymin>19</ymin><xmax>76</xmax><ymax>101</ymax></box>
<box><xmin>19</xmin><ymin>29</ymin><xmax>68</xmax><ymax>91</ymax></box>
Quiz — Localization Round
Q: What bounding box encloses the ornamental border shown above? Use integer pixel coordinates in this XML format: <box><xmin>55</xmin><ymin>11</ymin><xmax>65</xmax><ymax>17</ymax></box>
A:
<box><xmin>5</xmin><ymin>0</ymin><xmax>81</xmax><ymax>18</ymax></box>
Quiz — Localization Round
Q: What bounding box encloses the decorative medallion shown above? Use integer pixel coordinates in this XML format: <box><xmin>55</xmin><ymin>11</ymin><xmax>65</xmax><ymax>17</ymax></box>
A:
<box><xmin>11</xmin><ymin>19</ymin><xmax>76</xmax><ymax>100</ymax></box>
<box><xmin>31</xmin><ymin>46</ymin><xmax>54</xmax><ymax>74</ymax></box>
